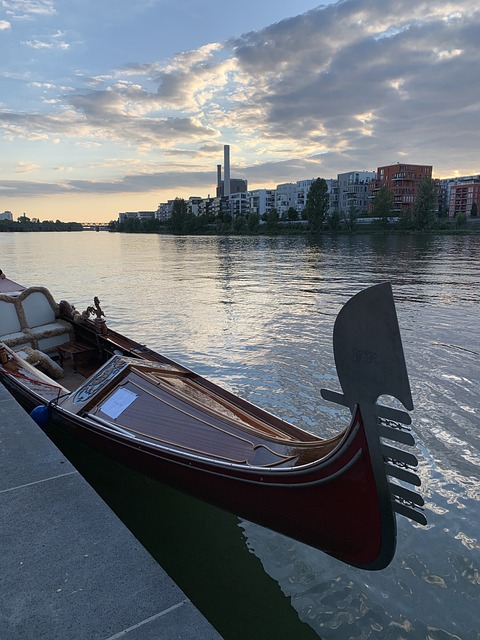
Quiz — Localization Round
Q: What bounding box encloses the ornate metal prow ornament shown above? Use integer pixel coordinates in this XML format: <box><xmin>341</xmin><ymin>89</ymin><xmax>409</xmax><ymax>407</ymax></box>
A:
<box><xmin>321</xmin><ymin>283</ymin><xmax>426</xmax><ymax>564</ymax></box>
<box><xmin>69</xmin><ymin>297</ymin><xmax>106</xmax><ymax>333</ymax></box>
<box><xmin>92</xmin><ymin>296</ymin><xmax>105</xmax><ymax>320</ymax></box>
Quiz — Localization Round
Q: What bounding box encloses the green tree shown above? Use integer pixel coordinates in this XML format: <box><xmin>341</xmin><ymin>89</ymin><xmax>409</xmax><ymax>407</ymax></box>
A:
<box><xmin>142</xmin><ymin>217</ymin><xmax>161</xmax><ymax>233</ymax></box>
<box><xmin>456</xmin><ymin>213</ymin><xmax>467</xmax><ymax>227</ymax></box>
<box><xmin>470</xmin><ymin>202</ymin><xmax>478</xmax><ymax>218</ymax></box>
<box><xmin>371</xmin><ymin>185</ymin><xmax>394</xmax><ymax>228</ymax></box>
<box><xmin>286</xmin><ymin>207</ymin><xmax>298</xmax><ymax>221</ymax></box>
<box><xmin>327</xmin><ymin>209</ymin><xmax>341</xmax><ymax>231</ymax></box>
<box><xmin>221</xmin><ymin>212</ymin><xmax>233</xmax><ymax>230</ymax></box>
<box><xmin>264</xmin><ymin>208</ymin><xmax>279</xmax><ymax>234</ymax></box>
<box><xmin>304</xmin><ymin>178</ymin><xmax>329</xmax><ymax>232</ymax></box>
<box><xmin>413</xmin><ymin>176</ymin><xmax>437</xmax><ymax>229</ymax></box>
<box><xmin>246</xmin><ymin>212</ymin><xmax>260</xmax><ymax>232</ymax></box>
<box><xmin>342</xmin><ymin>205</ymin><xmax>359</xmax><ymax>232</ymax></box>
<box><xmin>123</xmin><ymin>217</ymin><xmax>143</xmax><ymax>233</ymax></box>
<box><xmin>437</xmin><ymin>204</ymin><xmax>449</xmax><ymax>218</ymax></box>
<box><xmin>398</xmin><ymin>205</ymin><xmax>415</xmax><ymax>230</ymax></box>
<box><xmin>167</xmin><ymin>198</ymin><xmax>188</xmax><ymax>233</ymax></box>
<box><xmin>233</xmin><ymin>215</ymin><xmax>247</xmax><ymax>233</ymax></box>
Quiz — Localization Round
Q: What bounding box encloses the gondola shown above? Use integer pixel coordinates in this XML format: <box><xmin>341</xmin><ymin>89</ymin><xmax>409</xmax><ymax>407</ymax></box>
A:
<box><xmin>0</xmin><ymin>279</ymin><xmax>426</xmax><ymax>570</ymax></box>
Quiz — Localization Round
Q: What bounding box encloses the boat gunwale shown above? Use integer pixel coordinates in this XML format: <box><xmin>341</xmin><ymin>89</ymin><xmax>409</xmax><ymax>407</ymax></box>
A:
<box><xmin>0</xmin><ymin>344</ymin><xmax>359</xmax><ymax>474</ymax></box>
<box><xmin>50</xmin><ymin>395</ymin><xmax>360</xmax><ymax>476</ymax></box>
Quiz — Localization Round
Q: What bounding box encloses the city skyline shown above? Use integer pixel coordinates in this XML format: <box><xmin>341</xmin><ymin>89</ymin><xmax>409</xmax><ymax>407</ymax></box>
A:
<box><xmin>1</xmin><ymin>0</ymin><xmax>479</xmax><ymax>222</ymax></box>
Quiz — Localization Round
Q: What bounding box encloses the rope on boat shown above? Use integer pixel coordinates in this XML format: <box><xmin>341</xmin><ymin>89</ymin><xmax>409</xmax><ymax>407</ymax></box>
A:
<box><xmin>1</xmin><ymin>367</ymin><xmax>63</xmax><ymax>391</ymax></box>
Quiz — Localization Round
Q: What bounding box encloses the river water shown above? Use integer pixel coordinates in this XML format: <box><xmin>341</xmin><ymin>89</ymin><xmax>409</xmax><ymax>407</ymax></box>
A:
<box><xmin>1</xmin><ymin>232</ymin><xmax>479</xmax><ymax>639</ymax></box>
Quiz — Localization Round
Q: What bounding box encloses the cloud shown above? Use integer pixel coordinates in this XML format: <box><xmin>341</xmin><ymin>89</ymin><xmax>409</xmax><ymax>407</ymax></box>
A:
<box><xmin>21</xmin><ymin>27</ymin><xmax>70</xmax><ymax>50</ymax></box>
<box><xmin>1</xmin><ymin>0</ymin><xmax>56</xmax><ymax>20</ymax></box>
<box><xmin>22</xmin><ymin>38</ymin><xmax>69</xmax><ymax>49</ymax></box>
<box><xmin>1</xmin><ymin>0</ymin><xmax>480</xmax><ymax>203</ymax></box>
<box><xmin>0</xmin><ymin>20</ymin><xmax>11</xmax><ymax>29</ymax></box>
<box><xmin>15</xmin><ymin>160</ymin><xmax>39</xmax><ymax>172</ymax></box>
<box><xmin>0</xmin><ymin>170</ymin><xmax>215</xmax><ymax>197</ymax></box>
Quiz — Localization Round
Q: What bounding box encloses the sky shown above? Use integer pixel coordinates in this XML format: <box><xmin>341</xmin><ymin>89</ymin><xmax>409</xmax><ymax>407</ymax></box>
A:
<box><xmin>0</xmin><ymin>0</ymin><xmax>479</xmax><ymax>223</ymax></box>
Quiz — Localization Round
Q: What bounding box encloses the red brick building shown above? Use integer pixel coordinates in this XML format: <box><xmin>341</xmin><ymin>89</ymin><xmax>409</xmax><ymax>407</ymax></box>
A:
<box><xmin>370</xmin><ymin>163</ymin><xmax>433</xmax><ymax>215</ymax></box>
<box><xmin>448</xmin><ymin>181</ymin><xmax>480</xmax><ymax>217</ymax></box>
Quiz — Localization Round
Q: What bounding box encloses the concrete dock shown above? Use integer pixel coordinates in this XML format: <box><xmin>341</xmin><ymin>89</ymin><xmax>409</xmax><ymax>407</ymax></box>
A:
<box><xmin>0</xmin><ymin>383</ymin><xmax>223</xmax><ymax>640</ymax></box>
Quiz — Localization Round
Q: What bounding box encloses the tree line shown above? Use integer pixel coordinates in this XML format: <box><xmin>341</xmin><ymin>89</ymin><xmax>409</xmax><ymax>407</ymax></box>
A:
<box><xmin>111</xmin><ymin>199</ymin><xmax>308</xmax><ymax>235</ymax></box>
<box><xmin>0</xmin><ymin>216</ymin><xmax>83</xmax><ymax>232</ymax></box>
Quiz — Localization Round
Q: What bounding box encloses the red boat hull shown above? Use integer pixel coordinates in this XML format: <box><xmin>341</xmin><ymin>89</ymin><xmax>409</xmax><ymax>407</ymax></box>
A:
<box><xmin>42</xmin><ymin>401</ymin><xmax>388</xmax><ymax>569</ymax></box>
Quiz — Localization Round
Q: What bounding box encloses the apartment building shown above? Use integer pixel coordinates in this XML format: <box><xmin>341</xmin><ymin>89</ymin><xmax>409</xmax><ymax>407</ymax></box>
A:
<box><xmin>188</xmin><ymin>197</ymin><xmax>203</xmax><ymax>216</ymax></box>
<box><xmin>326</xmin><ymin>178</ymin><xmax>338</xmax><ymax>215</ymax></box>
<box><xmin>294</xmin><ymin>180</ymin><xmax>314</xmax><ymax>215</ymax></box>
<box><xmin>448</xmin><ymin>180</ymin><xmax>480</xmax><ymax>217</ymax></box>
<box><xmin>156</xmin><ymin>202</ymin><xmax>173</xmax><ymax>221</ymax></box>
<box><xmin>337</xmin><ymin>171</ymin><xmax>376</xmax><ymax>215</ymax></box>
<box><xmin>248</xmin><ymin>189</ymin><xmax>276</xmax><ymax>217</ymax></box>
<box><xmin>370</xmin><ymin>163</ymin><xmax>433</xmax><ymax>215</ymax></box>
<box><xmin>275</xmin><ymin>183</ymin><xmax>296</xmax><ymax>217</ymax></box>
<box><xmin>226</xmin><ymin>192</ymin><xmax>249</xmax><ymax>218</ymax></box>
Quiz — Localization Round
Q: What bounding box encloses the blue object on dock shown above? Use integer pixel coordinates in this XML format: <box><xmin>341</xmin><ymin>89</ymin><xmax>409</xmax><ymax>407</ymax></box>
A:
<box><xmin>30</xmin><ymin>405</ymin><xmax>51</xmax><ymax>427</ymax></box>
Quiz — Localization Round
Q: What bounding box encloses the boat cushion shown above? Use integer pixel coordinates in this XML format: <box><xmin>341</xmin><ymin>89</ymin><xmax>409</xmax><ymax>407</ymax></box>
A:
<box><xmin>0</xmin><ymin>300</ymin><xmax>22</xmax><ymax>336</ymax></box>
<box><xmin>29</xmin><ymin>321</ymin><xmax>72</xmax><ymax>337</ymax></box>
<box><xmin>0</xmin><ymin>330</ymin><xmax>31</xmax><ymax>349</ymax></box>
<box><xmin>36</xmin><ymin>333</ymin><xmax>72</xmax><ymax>352</ymax></box>
<box><xmin>0</xmin><ymin>287</ymin><xmax>73</xmax><ymax>354</ymax></box>
<box><xmin>21</xmin><ymin>291</ymin><xmax>57</xmax><ymax>327</ymax></box>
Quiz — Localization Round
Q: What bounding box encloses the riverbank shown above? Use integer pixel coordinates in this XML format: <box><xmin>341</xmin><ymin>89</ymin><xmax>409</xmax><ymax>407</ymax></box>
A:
<box><xmin>0</xmin><ymin>383</ymin><xmax>222</xmax><ymax>640</ymax></box>
<box><xmin>110</xmin><ymin>217</ymin><xmax>480</xmax><ymax>236</ymax></box>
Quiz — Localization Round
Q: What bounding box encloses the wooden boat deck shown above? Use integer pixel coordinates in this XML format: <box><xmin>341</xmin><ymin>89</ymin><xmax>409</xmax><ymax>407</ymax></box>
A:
<box><xmin>1</xmin><ymin>346</ymin><xmax>343</xmax><ymax>470</ymax></box>
<box><xmin>80</xmin><ymin>365</ymin><xmax>343</xmax><ymax>468</ymax></box>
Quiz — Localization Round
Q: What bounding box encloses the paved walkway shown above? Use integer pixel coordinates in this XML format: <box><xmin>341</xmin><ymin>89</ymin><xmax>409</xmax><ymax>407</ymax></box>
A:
<box><xmin>0</xmin><ymin>383</ymin><xmax>223</xmax><ymax>640</ymax></box>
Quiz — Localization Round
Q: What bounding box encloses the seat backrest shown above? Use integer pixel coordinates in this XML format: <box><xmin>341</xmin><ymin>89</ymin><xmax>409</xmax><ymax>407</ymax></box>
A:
<box><xmin>0</xmin><ymin>299</ymin><xmax>22</xmax><ymax>337</ymax></box>
<box><xmin>21</xmin><ymin>291</ymin><xmax>56</xmax><ymax>328</ymax></box>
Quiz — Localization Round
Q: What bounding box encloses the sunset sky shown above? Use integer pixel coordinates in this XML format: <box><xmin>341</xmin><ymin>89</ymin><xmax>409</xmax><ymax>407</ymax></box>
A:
<box><xmin>1</xmin><ymin>0</ymin><xmax>479</xmax><ymax>223</ymax></box>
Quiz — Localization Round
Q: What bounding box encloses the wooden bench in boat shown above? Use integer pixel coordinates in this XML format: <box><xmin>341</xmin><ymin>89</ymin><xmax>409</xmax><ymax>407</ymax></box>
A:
<box><xmin>57</xmin><ymin>341</ymin><xmax>96</xmax><ymax>372</ymax></box>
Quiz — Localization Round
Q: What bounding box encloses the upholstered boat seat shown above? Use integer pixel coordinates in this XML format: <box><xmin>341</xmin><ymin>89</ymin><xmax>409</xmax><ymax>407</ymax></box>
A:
<box><xmin>0</xmin><ymin>287</ymin><xmax>73</xmax><ymax>353</ymax></box>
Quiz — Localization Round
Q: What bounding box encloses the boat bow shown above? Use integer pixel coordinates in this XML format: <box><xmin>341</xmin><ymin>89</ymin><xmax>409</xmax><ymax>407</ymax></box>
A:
<box><xmin>321</xmin><ymin>283</ymin><xmax>426</xmax><ymax>569</ymax></box>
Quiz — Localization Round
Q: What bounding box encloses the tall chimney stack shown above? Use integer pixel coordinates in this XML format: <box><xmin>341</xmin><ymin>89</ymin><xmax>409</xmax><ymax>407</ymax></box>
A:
<box><xmin>217</xmin><ymin>164</ymin><xmax>222</xmax><ymax>196</ymax></box>
<box><xmin>224</xmin><ymin>145</ymin><xmax>231</xmax><ymax>197</ymax></box>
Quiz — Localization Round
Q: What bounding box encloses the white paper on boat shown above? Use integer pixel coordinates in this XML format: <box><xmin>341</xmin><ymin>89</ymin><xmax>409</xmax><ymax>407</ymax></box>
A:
<box><xmin>100</xmin><ymin>388</ymin><xmax>138</xmax><ymax>419</ymax></box>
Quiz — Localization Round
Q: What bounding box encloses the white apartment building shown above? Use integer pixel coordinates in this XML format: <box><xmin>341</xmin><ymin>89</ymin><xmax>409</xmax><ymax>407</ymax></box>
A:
<box><xmin>227</xmin><ymin>192</ymin><xmax>249</xmax><ymax>218</ymax></box>
<box><xmin>295</xmin><ymin>179</ymin><xmax>314</xmax><ymax>215</ymax></box>
<box><xmin>325</xmin><ymin>178</ymin><xmax>339</xmax><ymax>215</ymax></box>
<box><xmin>188</xmin><ymin>197</ymin><xmax>203</xmax><ymax>216</ymax></box>
<box><xmin>156</xmin><ymin>202</ymin><xmax>172</xmax><ymax>221</ymax></box>
<box><xmin>118</xmin><ymin>211</ymin><xmax>141</xmax><ymax>223</ymax></box>
<box><xmin>337</xmin><ymin>171</ymin><xmax>376</xmax><ymax>215</ymax></box>
<box><xmin>118</xmin><ymin>211</ymin><xmax>156</xmax><ymax>223</ymax></box>
<box><xmin>0</xmin><ymin>211</ymin><xmax>13</xmax><ymax>221</ymax></box>
<box><xmin>247</xmin><ymin>189</ymin><xmax>276</xmax><ymax>217</ymax></box>
<box><xmin>275</xmin><ymin>183</ymin><xmax>296</xmax><ymax>217</ymax></box>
